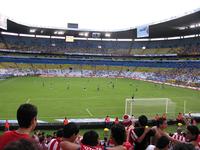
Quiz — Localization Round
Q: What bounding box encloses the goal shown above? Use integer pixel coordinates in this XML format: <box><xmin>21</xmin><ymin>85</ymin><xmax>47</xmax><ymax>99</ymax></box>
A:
<box><xmin>125</xmin><ymin>98</ymin><xmax>176</xmax><ymax>119</ymax></box>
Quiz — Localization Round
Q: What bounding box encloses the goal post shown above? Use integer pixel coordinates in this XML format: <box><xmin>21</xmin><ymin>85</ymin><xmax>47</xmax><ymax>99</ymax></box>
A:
<box><xmin>125</xmin><ymin>98</ymin><xmax>176</xmax><ymax>119</ymax></box>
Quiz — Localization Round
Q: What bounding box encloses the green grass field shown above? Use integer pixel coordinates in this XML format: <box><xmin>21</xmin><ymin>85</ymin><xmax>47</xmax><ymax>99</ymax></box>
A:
<box><xmin>0</xmin><ymin>76</ymin><xmax>200</xmax><ymax>122</ymax></box>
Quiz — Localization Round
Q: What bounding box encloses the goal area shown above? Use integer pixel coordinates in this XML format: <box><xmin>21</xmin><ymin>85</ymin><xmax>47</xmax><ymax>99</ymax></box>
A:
<box><xmin>125</xmin><ymin>98</ymin><xmax>176</xmax><ymax>119</ymax></box>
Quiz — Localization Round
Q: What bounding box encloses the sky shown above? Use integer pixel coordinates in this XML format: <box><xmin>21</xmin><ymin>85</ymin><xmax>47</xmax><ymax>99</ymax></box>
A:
<box><xmin>0</xmin><ymin>0</ymin><xmax>200</xmax><ymax>31</ymax></box>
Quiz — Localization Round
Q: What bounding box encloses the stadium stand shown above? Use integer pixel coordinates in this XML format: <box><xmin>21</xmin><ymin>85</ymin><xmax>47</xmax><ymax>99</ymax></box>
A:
<box><xmin>1</xmin><ymin>34</ymin><xmax>200</xmax><ymax>55</ymax></box>
<box><xmin>0</xmin><ymin>8</ymin><xmax>200</xmax><ymax>150</ymax></box>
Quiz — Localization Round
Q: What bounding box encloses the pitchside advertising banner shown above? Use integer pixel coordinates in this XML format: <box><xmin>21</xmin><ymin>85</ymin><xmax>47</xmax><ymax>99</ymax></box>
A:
<box><xmin>137</xmin><ymin>25</ymin><xmax>149</xmax><ymax>38</ymax></box>
<box><xmin>0</xmin><ymin>14</ymin><xmax>7</xmax><ymax>30</ymax></box>
<box><xmin>65</xmin><ymin>36</ymin><xmax>74</xmax><ymax>42</ymax></box>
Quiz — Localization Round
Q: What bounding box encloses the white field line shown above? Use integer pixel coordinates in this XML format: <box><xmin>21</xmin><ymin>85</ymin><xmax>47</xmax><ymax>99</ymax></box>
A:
<box><xmin>86</xmin><ymin>108</ymin><xmax>93</xmax><ymax>117</ymax></box>
<box><xmin>26</xmin><ymin>98</ymin><xmax>30</xmax><ymax>103</ymax></box>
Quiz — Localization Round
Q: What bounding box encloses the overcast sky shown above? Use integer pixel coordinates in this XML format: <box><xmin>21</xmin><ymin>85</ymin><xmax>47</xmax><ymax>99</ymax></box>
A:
<box><xmin>0</xmin><ymin>0</ymin><xmax>200</xmax><ymax>31</ymax></box>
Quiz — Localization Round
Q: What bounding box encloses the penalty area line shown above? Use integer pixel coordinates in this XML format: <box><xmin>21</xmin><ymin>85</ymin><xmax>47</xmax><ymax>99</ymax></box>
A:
<box><xmin>86</xmin><ymin>108</ymin><xmax>93</xmax><ymax>117</ymax></box>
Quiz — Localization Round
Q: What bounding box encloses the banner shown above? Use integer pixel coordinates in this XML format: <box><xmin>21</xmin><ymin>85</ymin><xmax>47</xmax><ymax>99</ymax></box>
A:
<box><xmin>0</xmin><ymin>14</ymin><xmax>7</xmax><ymax>30</ymax></box>
<box><xmin>137</xmin><ymin>25</ymin><xmax>149</xmax><ymax>38</ymax></box>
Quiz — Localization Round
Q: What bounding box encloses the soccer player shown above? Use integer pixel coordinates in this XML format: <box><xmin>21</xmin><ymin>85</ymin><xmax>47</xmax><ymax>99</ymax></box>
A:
<box><xmin>112</xmin><ymin>84</ymin><xmax>115</xmax><ymax>89</ymax></box>
<box><xmin>0</xmin><ymin>103</ymin><xmax>38</xmax><ymax>150</ymax></box>
<box><xmin>131</xmin><ymin>93</ymin><xmax>135</xmax><ymax>99</ymax></box>
<box><xmin>97</xmin><ymin>85</ymin><xmax>100</xmax><ymax>91</ymax></box>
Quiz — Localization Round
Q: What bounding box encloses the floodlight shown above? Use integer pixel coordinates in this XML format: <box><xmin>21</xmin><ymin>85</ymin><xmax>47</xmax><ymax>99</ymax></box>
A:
<box><xmin>105</xmin><ymin>33</ymin><xmax>111</xmax><ymax>37</ymax></box>
<box><xmin>142</xmin><ymin>46</ymin><xmax>146</xmax><ymax>50</ymax></box>
<box><xmin>57</xmin><ymin>31</ymin><xmax>64</xmax><ymax>35</ymax></box>
<box><xmin>84</xmin><ymin>32</ymin><xmax>89</xmax><ymax>37</ymax></box>
<box><xmin>30</xmin><ymin>29</ymin><xmax>36</xmax><ymax>33</ymax></box>
<box><xmin>190</xmin><ymin>25</ymin><xmax>195</xmax><ymax>28</ymax></box>
<box><xmin>54</xmin><ymin>31</ymin><xmax>64</xmax><ymax>35</ymax></box>
<box><xmin>79</xmin><ymin>32</ymin><xmax>89</xmax><ymax>37</ymax></box>
<box><xmin>79</xmin><ymin>32</ymin><xmax>83</xmax><ymax>36</ymax></box>
<box><xmin>98</xmin><ymin>45</ymin><xmax>102</xmax><ymax>49</ymax></box>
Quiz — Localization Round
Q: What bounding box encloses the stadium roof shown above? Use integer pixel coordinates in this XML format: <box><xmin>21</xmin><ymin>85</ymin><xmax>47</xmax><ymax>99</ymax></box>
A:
<box><xmin>1</xmin><ymin>9</ymin><xmax>200</xmax><ymax>39</ymax></box>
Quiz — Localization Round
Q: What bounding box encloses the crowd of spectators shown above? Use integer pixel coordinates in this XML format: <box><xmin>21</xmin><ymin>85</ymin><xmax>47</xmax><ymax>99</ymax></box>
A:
<box><xmin>0</xmin><ymin>103</ymin><xmax>199</xmax><ymax>150</ymax></box>
<box><xmin>1</xmin><ymin>34</ymin><xmax>200</xmax><ymax>56</ymax></box>
<box><xmin>0</xmin><ymin>66</ymin><xmax>199</xmax><ymax>88</ymax></box>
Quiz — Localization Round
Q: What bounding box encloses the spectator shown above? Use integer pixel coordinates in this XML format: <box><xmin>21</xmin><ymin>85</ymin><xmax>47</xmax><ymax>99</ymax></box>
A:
<box><xmin>154</xmin><ymin>114</ymin><xmax>160</xmax><ymax>121</ymax></box>
<box><xmin>3</xmin><ymin>139</ymin><xmax>39</xmax><ymax>150</ymax></box>
<box><xmin>151</xmin><ymin>118</ymin><xmax>170</xmax><ymax>145</ymax></box>
<box><xmin>123</xmin><ymin>115</ymin><xmax>132</xmax><ymax>127</ymax></box>
<box><xmin>162</xmin><ymin>113</ymin><xmax>167</xmax><ymax>120</ymax></box>
<box><xmin>131</xmin><ymin>115</ymin><xmax>135</xmax><ymax>125</ymax></box>
<box><xmin>146</xmin><ymin>135</ymin><xmax>170</xmax><ymax>150</ymax></box>
<box><xmin>172</xmin><ymin>127</ymin><xmax>185</xmax><ymax>142</ymax></box>
<box><xmin>123</xmin><ymin>114</ymin><xmax>134</xmax><ymax>142</ymax></box>
<box><xmin>103</xmin><ymin>128</ymin><xmax>109</xmax><ymax>140</ymax></box>
<box><xmin>114</xmin><ymin>117</ymin><xmax>120</xmax><ymax>124</ymax></box>
<box><xmin>4</xmin><ymin>120</ymin><xmax>10</xmax><ymax>131</ymax></box>
<box><xmin>128</xmin><ymin>115</ymin><xmax>154</xmax><ymax>150</ymax></box>
<box><xmin>153</xmin><ymin>118</ymin><xmax>186</xmax><ymax>147</ymax></box>
<box><xmin>105</xmin><ymin>116</ymin><xmax>111</xmax><ymax>128</ymax></box>
<box><xmin>108</xmin><ymin>124</ymin><xmax>132</xmax><ymax>150</ymax></box>
<box><xmin>38</xmin><ymin>135</ymin><xmax>48</xmax><ymax>150</ymax></box>
<box><xmin>176</xmin><ymin>113</ymin><xmax>184</xmax><ymax>124</ymax></box>
<box><xmin>48</xmin><ymin>129</ymin><xmax>63</xmax><ymax>150</ymax></box>
<box><xmin>60</xmin><ymin>122</ymin><xmax>80</xmax><ymax>150</ymax></box>
<box><xmin>81</xmin><ymin>130</ymin><xmax>102</xmax><ymax>150</ymax></box>
<box><xmin>185</xmin><ymin>125</ymin><xmax>199</xmax><ymax>149</ymax></box>
<box><xmin>63</xmin><ymin>117</ymin><xmax>69</xmax><ymax>126</ymax></box>
<box><xmin>172</xmin><ymin>143</ymin><xmax>195</xmax><ymax>150</ymax></box>
<box><xmin>0</xmin><ymin>103</ymin><xmax>38</xmax><ymax>150</ymax></box>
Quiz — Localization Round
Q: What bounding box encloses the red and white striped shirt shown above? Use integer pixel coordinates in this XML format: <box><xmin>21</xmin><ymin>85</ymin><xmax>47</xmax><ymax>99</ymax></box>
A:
<box><xmin>80</xmin><ymin>144</ymin><xmax>103</xmax><ymax>150</ymax></box>
<box><xmin>172</xmin><ymin>133</ymin><xmax>185</xmax><ymax>142</ymax></box>
<box><xmin>48</xmin><ymin>138</ymin><xmax>62</xmax><ymax>150</ymax></box>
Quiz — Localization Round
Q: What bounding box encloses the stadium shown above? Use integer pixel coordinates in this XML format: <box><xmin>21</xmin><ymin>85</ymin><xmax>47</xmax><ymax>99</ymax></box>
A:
<box><xmin>0</xmin><ymin>1</ymin><xmax>200</xmax><ymax>149</ymax></box>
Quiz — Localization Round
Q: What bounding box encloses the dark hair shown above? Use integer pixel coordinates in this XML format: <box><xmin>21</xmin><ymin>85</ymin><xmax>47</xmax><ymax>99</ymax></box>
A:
<box><xmin>187</xmin><ymin>125</ymin><xmax>199</xmax><ymax>140</ymax></box>
<box><xmin>82</xmin><ymin>130</ymin><xmax>99</xmax><ymax>146</ymax></box>
<box><xmin>3</xmin><ymin>139</ymin><xmax>39</xmax><ymax>150</ymax></box>
<box><xmin>173</xmin><ymin>143</ymin><xmax>195</xmax><ymax>150</ymax></box>
<box><xmin>17</xmin><ymin>104</ymin><xmax>37</xmax><ymax>128</ymax></box>
<box><xmin>156</xmin><ymin>136</ymin><xmax>169</xmax><ymax>149</ymax></box>
<box><xmin>111</xmin><ymin>124</ymin><xmax>126</xmax><ymax>145</ymax></box>
<box><xmin>138</xmin><ymin>115</ymin><xmax>148</xmax><ymax>127</ymax></box>
<box><xmin>156</xmin><ymin>118</ymin><xmax>166</xmax><ymax>127</ymax></box>
<box><xmin>63</xmin><ymin>122</ymin><xmax>79</xmax><ymax>138</ymax></box>
<box><xmin>39</xmin><ymin>136</ymin><xmax>45</xmax><ymax>143</ymax></box>
<box><xmin>56</xmin><ymin>129</ymin><xmax>63</xmax><ymax>138</ymax></box>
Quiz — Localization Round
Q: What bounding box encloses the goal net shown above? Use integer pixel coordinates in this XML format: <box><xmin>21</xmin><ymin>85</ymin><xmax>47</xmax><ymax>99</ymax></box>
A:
<box><xmin>125</xmin><ymin>98</ymin><xmax>176</xmax><ymax>119</ymax></box>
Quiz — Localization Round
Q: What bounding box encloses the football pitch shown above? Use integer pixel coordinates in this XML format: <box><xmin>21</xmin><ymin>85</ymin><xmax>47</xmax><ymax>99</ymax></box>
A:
<box><xmin>0</xmin><ymin>76</ymin><xmax>199</xmax><ymax>122</ymax></box>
